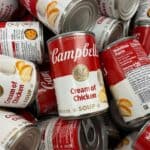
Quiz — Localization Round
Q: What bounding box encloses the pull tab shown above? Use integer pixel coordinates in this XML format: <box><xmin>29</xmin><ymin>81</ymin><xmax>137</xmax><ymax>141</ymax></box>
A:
<box><xmin>81</xmin><ymin>119</ymin><xmax>96</xmax><ymax>146</ymax></box>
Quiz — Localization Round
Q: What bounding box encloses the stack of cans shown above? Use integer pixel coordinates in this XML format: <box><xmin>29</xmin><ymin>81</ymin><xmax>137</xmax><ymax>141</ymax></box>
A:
<box><xmin>1</xmin><ymin>0</ymin><xmax>150</xmax><ymax>150</ymax></box>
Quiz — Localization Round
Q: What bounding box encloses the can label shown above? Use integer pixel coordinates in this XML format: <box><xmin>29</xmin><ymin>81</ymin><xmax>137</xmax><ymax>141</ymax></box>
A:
<box><xmin>100</xmin><ymin>38</ymin><xmax>150</xmax><ymax>122</ymax></box>
<box><xmin>0</xmin><ymin>22</ymin><xmax>43</xmax><ymax>63</ymax></box>
<box><xmin>135</xmin><ymin>0</ymin><xmax>150</xmax><ymax>23</ymax></box>
<box><xmin>20</xmin><ymin>0</ymin><xmax>72</xmax><ymax>33</ymax></box>
<box><xmin>0</xmin><ymin>55</ymin><xmax>37</xmax><ymax>108</ymax></box>
<box><xmin>37</xmin><ymin>70</ymin><xmax>57</xmax><ymax>115</ymax></box>
<box><xmin>48</xmin><ymin>33</ymin><xmax>108</xmax><ymax>117</ymax></box>
<box><xmin>92</xmin><ymin>16</ymin><xmax>121</xmax><ymax>50</ymax></box>
<box><xmin>0</xmin><ymin>0</ymin><xmax>18</xmax><ymax>21</ymax></box>
<box><xmin>134</xmin><ymin>122</ymin><xmax>150</xmax><ymax>150</ymax></box>
<box><xmin>96</xmin><ymin>0</ymin><xmax>119</xmax><ymax>19</ymax></box>
<box><xmin>132</xmin><ymin>25</ymin><xmax>150</xmax><ymax>57</ymax></box>
<box><xmin>115</xmin><ymin>132</ymin><xmax>138</xmax><ymax>150</ymax></box>
<box><xmin>0</xmin><ymin>109</ymin><xmax>31</xmax><ymax>147</ymax></box>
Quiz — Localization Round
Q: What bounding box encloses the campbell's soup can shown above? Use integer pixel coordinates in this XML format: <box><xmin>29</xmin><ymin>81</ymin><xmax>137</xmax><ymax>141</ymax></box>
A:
<box><xmin>0</xmin><ymin>21</ymin><xmax>44</xmax><ymax>64</ymax></box>
<box><xmin>91</xmin><ymin>16</ymin><xmax>123</xmax><ymax>51</ymax></box>
<box><xmin>134</xmin><ymin>0</ymin><xmax>150</xmax><ymax>23</ymax></box>
<box><xmin>0</xmin><ymin>109</ymin><xmax>40</xmax><ymax>150</ymax></box>
<box><xmin>132</xmin><ymin>22</ymin><xmax>150</xmax><ymax>57</ymax></box>
<box><xmin>0</xmin><ymin>0</ymin><xmax>19</xmax><ymax>21</ymax></box>
<box><xmin>134</xmin><ymin>121</ymin><xmax>150</xmax><ymax>150</ymax></box>
<box><xmin>0</xmin><ymin>55</ymin><xmax>38</xmax><ymax>108</ymax></box>
<box><xmin>47</xmin><ymin>31</ymin><xmax>108</xmax><ymax>119</ymax></box>
<box><xmin>30</xmin><ymin>68</ymin><xmax>57</xmax><ymax>117</ymax></box>
<box><xmin>20</xmin><ymin>0</ymin><xmax>98</xmax><ymax>34</ymax></box>
<box><xmin>100</xmin><ymin>37</ymin><xmax>150</xmax><ymax>123</ymax></box>
<box><xmin>38</xmin><ymin>117</ymin><xmax>101</xmax><ymax>150</ymax></box>
<box><xmin>96</xmin><ymin>0</ymin><xmax>139</xmax><ymax>21</ymax></box>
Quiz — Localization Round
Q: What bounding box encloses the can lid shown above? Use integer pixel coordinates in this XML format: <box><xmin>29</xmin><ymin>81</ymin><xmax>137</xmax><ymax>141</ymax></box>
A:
<box><xmin>47</xmin><ymin>31</ymin><xmax>95</xmax><ymax>44</ymax></box>
<box><xmin>104</xmin><ymin>36</ymin><xmax>136</xmax><ymax>50</ymax></box>
<box><xmin>118</xmin><ymin>0</ymin><xmax>140</xmax><ymax>21</ymax></box>
<box><xmin>60</xmin><ymin>0</ymin><xmax>98</xmax><ymax>33</ymax></box>
<box><xmin>6</xmin><ymin>126</ymin><xmax>41</xmax><ymax>150</ymax></box>
<box><xmin>104</xmin><ymin>21</ymin><xmax>124</xmax><ymax>49</ymax></box>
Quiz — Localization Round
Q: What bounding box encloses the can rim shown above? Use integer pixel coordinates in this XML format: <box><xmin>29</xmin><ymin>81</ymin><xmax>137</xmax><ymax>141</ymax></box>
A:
<box><xmin>132</xmin><ymin>121</ymin><xmax>150</xmax><ymax>149</ymax></box>
<box><xmin>47</xmin><ymin>31</ymin><xmax>95</xmax><ymax>44</ymax></box>
<box><xmin>6</xmin><ymin>125</ymin><xmax>41</xmax><ymax>150</ymax></box>
<box><xmin>104</xmin><ymin>36</ymin><xmax>136</xmax><ymax>50</ymax></box>
<box><xmin>135</xmin><ymin>21</ymin><xmax>150</xmax><ymax>27</ymax></box>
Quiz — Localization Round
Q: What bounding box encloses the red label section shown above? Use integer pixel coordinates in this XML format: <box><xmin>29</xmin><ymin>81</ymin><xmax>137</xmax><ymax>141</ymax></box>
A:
<box><xmin>134</xmin><ymin>122</ymin><xmax>150</xmax><ymax>150</ymax></box>
<box><xmin>100</xmin><ymin>38</ymin><xmax>150</xmax><ymax>85</ymax></box>
<box><xmin>52</xmin><ymin>119</ymin><xmax>80</xmax><ymax>150</ymax></box>
<box><xmin>37</xmin><ymin>70</ymin><xmax>57</xmax><ymax>115</ymax></box>
<box><xmin>20</xmin><ymin>0</ymin><xmax>37</xmax><ymax>17</ymax></box>
<box><xmin>132</xmin><ymin>26</ymin><xmax>150</xmax><ymax>56</ymax></box>
<box><xmin>47</xmin><ymin>34</ymin><xmax>100</xmax><ymax>78</ymax></box>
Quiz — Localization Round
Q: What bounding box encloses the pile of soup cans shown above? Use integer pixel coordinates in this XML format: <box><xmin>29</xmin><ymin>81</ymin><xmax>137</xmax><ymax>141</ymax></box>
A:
<box><xmin>1</xmin><ymin>0</ymin><xmax>150</xmax><ymax>150</ymax></box>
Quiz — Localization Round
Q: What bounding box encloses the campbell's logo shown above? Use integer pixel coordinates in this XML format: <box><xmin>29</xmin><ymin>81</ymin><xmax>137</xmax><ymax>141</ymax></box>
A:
<box><xmin>51</xmin><ymin>43</ymin><xmax>98</xmax><ymax>64</ymax></box>
<box><xmin>40</xmin><ymin>71</ymin><xmax>54</xmax><ymax>90</ymax></box>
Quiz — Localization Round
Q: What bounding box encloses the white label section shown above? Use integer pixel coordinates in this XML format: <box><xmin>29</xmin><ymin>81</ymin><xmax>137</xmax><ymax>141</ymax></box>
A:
<box><xmin>45</xmin><ymin>118</ymin><xmax>58</xmax><ymax>150</ymax></box>
<box><xmin>135</xmin><ymin>0</ymin><xmax>150</xmax><ymax>22</ymax></box>
<box><xmin>115</xmin><ymin>132</ymin><xmax>138</xmax><ymax>150</ymax></box>
<box><xmin>0</xmin><ymin>22</ymin><xmax>43</xmax><ymax>63</ymax></box>
<box><xmin>92</xmin><ymin>17</ymin><xmax>117</xmax><ymax>50</ymax></box>
<box><xmin>111</xmin><ymin>65</ymin><xmax>150</xmax><ymax>122</ymax></box>
<box><xmin>36</xmin><ymin>0</ymin><xmax>72</xmax><ymax>33</ymax></box>
<box><xmin>0</xmin><ymin>55</ymin><xmax>37</xmax><ymax>108</ymax></box>
<box><xmin>0</xmin><ymin>110</ymin><xmax>31</xmax><ymax>148</ymax></box>
<box><xmin>0</xmin><ymin>0</ymin><xmax>18</xmax><ymax>21</ymax></box>
<box><xmin>54</xmin><ymin>71</ymin><xmax>108</xmax><ymax>117</ymax></box>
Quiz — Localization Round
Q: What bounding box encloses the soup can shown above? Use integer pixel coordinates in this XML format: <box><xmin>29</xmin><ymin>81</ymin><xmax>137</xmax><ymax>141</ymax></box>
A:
<box><xmin>0</xmin><ymin>0</ymin><xmax>19</xmax><ymax>21</ymax></box>
<box><xmin>30</xmin><ymin>68</ymin><xmax>57</xmax><ymax>117</ymax></box>
<box><xmin>132</xmin><ymin>22</ymin><xmax>150</xmax><ymax>57</ymax></box>
<box><xmin>0</xmin><ymin>109</ymin><xmax>40</xmax><ymax>150</ymax></box>
<box><xmin>96</xmin><ymin>0</ymin><xmax>139</xmax><ymax>21</ymax></box>
<box><xmin>0</xmin><ymin>55</ymin><xmax>38</xmax><ymax>108</ymax></box>
<box><xmin>123</xmin><ymin>20</ymin><xmax>131</xmax><ymax>36</ymax></box>
<box><xmin>0</xmin><ymin>21</ymin><xmax>44</xmax><ymax>64</ymax></box>
<box><xmin>20</xmin><ymin>0</ymin><xmax>98</xmax><ymax>34</ymax></box>
<box><xmin>38</xmin><ymin>117</ymin><xmax>101</xmax><ymax>150</ymax></box>
<box><xmin>91</xmin><ymin>16</ymin><xmax>123</xmax><ymax>51</ymax></box>
<box><xmin>134</xmin><ymin>0</ymin><xmax>150</xmax><ymax>23</ymax></box>
<box><xmin>134</xmin><ymin>121</ymin><xmax>150</xmax><ymax>150</ymax></box>
<box><xmin>47</xmin><ymin>31</ymin><xmax>108</xmax><ymax>119</ymax></box>
<box><xmin>100</xmin><ymin>37</ymin><xmax>150</xmax><ymax>123</ymax></box>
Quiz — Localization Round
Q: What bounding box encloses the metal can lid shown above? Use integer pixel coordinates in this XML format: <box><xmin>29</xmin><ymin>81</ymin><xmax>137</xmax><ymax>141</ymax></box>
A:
<box><xmin>60</xmin><ymin>0</ymin><xmax>98</xmax><ymax>33</ymax></box>
<box><xmin>118</xmin><ymin>0</ymin><xmax>140</xmax><ymax>21</ymax></box>
<box><xmin>104</xmin><ymin>36</ymin><xmax>136</xmax><ymax>50</ymax></box>
<box><xmin>47</xmin><ymin>31</ymin><xmax>95</xmax><ymax>44</ymax></box>
<box><xmin>6</xmin><ymin>125</ymin><xmax>41</xmax><ymax>150</ymax></box>
<box><xmin>105</xmin><ymin>21</ymin><xmax>124</xmax><ymax>49</ymax></box>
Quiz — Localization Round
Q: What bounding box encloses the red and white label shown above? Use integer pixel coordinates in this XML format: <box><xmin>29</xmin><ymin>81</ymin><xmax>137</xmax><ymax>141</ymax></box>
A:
<box><xmin>0</xmin><ymin>0</ymin><xmax>18</xmax><ymax>21</ymax></box>
<box><xmin>48</xmin><ymin>34</ymin><xmax>108</xmax><ymax>117</ymax></box>
<box><xmin>134</xmin><ymin>121</ymin><xmax>150</xmax><ymax>150</ymax></box>
<box><xmin>38</xmin><ymin>118</ymin><xmax>80</xmax><ymax>150</ymax></box>
<box><xmin>100</xmin><ymin>38</ymin><xmax>150</xmax><ymax>122</ymax></box>
<box><xmin>37</xmin><ymin>70</ymin><xmax>57</xmax><ymax>115</ymax></box>
<box><xmin>0</xmin><ymin>21</ymin><xmax>43</xmax><ymax>63</ymax></box>
<box><xmin>0</xmin><ymin>109</ymin><xmax>31</xmax><ymax>148</ymax></box>
<box><xmin>132</xmin><ymin>25</ymin><xmax>150</xmax><ymax>57</ymax></box>
<box><xmin>0</xmin><ymin>55</ymin><xmax>37</xmax><ymax>108</ymax></box>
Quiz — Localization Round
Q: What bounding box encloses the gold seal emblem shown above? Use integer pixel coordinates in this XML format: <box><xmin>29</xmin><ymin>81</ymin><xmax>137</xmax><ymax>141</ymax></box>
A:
<box><xmin>72</xmin><ymin>64</ymin><xmax>89</xmax><ymax>82</ymax></box>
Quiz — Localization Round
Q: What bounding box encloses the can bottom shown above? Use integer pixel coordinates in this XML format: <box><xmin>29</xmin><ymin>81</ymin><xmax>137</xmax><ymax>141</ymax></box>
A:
<box><xmin>59</xmin><ymin>109</ymin><xmax>108</xmax><ymax>120</ymax></box>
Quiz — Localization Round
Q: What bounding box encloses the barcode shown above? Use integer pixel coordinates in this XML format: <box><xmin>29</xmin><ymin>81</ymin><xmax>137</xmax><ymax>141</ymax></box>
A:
<box><xmin>138</xmin><ymin>90</ymin><xmax>150</xmax><ymax>104</ymax></box>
